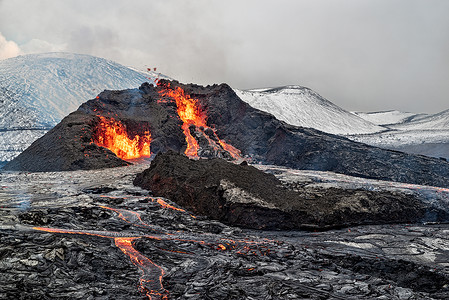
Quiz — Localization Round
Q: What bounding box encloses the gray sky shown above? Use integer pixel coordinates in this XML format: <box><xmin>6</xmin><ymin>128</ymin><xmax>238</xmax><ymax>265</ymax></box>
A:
<box><xmin>0</xmin><ymin>0</ymin><xmax>448</xmax><ymax>113</ymax></box>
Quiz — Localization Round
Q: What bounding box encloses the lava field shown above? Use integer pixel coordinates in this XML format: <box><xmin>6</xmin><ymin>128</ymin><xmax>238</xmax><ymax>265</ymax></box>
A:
<box><xmin>1</xmin><ymin>164</ymin><xmax>449</xmax><ymax>299</ymax></box>
<box><xmin>2</xmin><ymin>80</ymin><xmax>449</xmax><ymax>299</ymax></box>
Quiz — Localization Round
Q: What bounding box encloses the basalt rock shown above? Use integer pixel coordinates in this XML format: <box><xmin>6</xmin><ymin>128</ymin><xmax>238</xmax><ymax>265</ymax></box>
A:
<box><xmin>1</xmin><ymin>163</ymin><xmax>449</xmax><ymax>299</ymax></box>
<box><xmin>5</xmin><ymin>80</ymin><xmax>449</xmax><ymax>190</ymax></box>
<box><xmin>134</xmin><ymin>151</ymin><xmax>429</xmax><ymax>230</ymax></box>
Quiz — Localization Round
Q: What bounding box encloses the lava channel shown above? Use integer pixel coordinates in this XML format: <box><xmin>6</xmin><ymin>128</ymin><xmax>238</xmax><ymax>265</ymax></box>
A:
<box><xmin>157</xmin><ymin>82</ymin><xmax>241</xmax><ymax>160</ymax></box>
<box><xmin>33</xmin><ymin>204</ymin><xmax>277</xmax><ymax>299</ymax></box>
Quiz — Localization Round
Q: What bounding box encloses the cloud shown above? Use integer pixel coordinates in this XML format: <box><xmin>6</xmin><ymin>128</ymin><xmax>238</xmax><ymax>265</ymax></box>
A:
<box><xmin>0</xmin><ymin>0</ymin><xmax>448</xmax><ymax>112</ymax></box>
<box><xmin>0</xmin><ymin>32</ymin><xmax>66</xmax><ymax>60</ymax></box>
<box><xmin>21</xmin><ymin>39</ymin><xmax>66</xmax><ymax>54</ymax></box>
<box><xmin>0</xmin><ymin>32</ymin><xmax>21</xmax><ymax>60</ymax></box>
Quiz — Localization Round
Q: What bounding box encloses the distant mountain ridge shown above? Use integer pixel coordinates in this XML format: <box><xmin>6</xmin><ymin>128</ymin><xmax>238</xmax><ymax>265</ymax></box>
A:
<box><xmin>235</xmin><ymin>86</ymin><xmax>385</xmax><ymax>135</ymax></box>
<box><xmin>1</xmin><ymin>52</ymin><xmax>448</xmax><ymax>163</ymax></box>
<box><xmin>236</xmin><ymin>86</ymin><xmax>449</xmax><ymax>160</ymax></box>
<box><xmin>352</xmin><ymin>110</ymin><xmax>427</xmax><ymax>126</ymax></box>
<box><xmin>0</xmin><ymin>52</ymin><xmax>166</xmax><ymax>161</ymax></box>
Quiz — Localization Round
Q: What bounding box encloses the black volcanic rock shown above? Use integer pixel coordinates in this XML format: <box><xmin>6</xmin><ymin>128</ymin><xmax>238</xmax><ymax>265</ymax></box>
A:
<box><xmin>134</xmin><ymin>151</ymin><xmax>427</xmax><ymax>230</ymax></box>
<box><xmin>2</xmin><ymin>164</ymin><xmax>449</xmax><ymax>299</ymax></box>
<box><xmin>5</xmin><ymin>79</ymin><xmax>449</xmax><ymax>190</ymax></box>
<box><xmin>3</xmin><ymin>111</ymin><xmax>130</xmax><ymax>172</ymax></box>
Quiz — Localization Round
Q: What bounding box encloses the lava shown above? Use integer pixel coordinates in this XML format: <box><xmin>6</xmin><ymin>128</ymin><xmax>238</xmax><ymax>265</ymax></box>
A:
<box><xmin>155</xmin><ymin>198</ymin><xmax>186</xmax><ymax>212</ymax></box>
<box><xmin>33</xmin><ymin>204</ymin><xmax>276</xmax><ymax>299</ymax></box>
<box><xmin>158</xmin><ymin>83</ymin><xmax>241</xmax><ymax>160</ymax></box>
<box><xmin>33</xmin><ymin>226</ymin><xmax>168</xmax><ymax>300</ymax></box>
<box><xmin>115</xmin><ymin>237</ymin><xmax>168</xmax><ymax>300</ymax></box>
<box><xmin>93</xmin><ymin>116</ymin><xmax>152</xmax><ymax>160</ymax></box>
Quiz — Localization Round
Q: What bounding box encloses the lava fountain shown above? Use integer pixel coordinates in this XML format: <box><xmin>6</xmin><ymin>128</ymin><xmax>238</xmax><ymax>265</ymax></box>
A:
<box><xmin>93</xmin><ymin>116</ymin><xmax>152</xmax><ymax>160</ymax></box>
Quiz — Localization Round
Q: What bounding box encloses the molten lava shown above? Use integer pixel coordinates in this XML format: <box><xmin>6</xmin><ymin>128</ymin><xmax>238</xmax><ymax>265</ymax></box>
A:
<box><xmin>158</xmin><ymin>83</ymin><xmax>241</xmax><ymax>160</ymax></box>
<box><xmin>33</xmin><ymin>203</ymin><xmax>276</xmax><ymax>299</ymax></box>
<box><xmin>158</xmin><ymin>85</ymin><xmax>206</xmax><ymax>158</ymax></box>
<box><xmin>93</xmin><ymin>116</ymin><xmax>151</xmax><ymax>160</ymax></box>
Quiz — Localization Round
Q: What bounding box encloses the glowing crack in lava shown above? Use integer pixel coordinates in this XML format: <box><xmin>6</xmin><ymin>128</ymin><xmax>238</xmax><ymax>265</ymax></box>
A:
<box><xmin>33</xmin><ymin>202</ymin><xmax>276</xmax><ymax>299</ymax></box>
<box><xmin>93</xmin><ymin>116</ymin><xmax>151</xmax><ymax>160</ymax></box>
<box><xmin>158</xmin><ymin>83</ymin><xmax>241</xmax><ymax>160</ymax></box>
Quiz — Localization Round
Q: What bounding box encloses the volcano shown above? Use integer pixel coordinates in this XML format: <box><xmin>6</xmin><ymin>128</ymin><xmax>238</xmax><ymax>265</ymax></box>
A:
<box><xmin>5</xmin><ymin>80</ymin><xmax>449</xmax><ymax>189</ymax></box>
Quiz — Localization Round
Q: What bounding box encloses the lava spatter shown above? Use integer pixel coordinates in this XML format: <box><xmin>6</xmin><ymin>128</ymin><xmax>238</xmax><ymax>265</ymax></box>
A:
<box><xmin>157</xmin><ymin>82</ymin><xmax>241</xmax><ymax>160</ymax></box>
<box><xmin>93</xmin><ymin>116</ymin><xmax>152</xmax><ymax>160</ymax></box>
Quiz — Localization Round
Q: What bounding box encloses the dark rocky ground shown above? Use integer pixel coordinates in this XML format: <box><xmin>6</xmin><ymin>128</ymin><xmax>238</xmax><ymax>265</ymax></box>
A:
<box><xmin>5</xmin><ymin>80</ymin><xmax>449</xmax><ymax>189</ymax></box>
<box><xmin>134</xmin><ymin>152</ymin><xmax>445</xmax><ymax>230</ymax></box>
<box><xmin>1</xmin><ymin>164</ymin><xmax>449</xmax><ymax>299</ymax></box>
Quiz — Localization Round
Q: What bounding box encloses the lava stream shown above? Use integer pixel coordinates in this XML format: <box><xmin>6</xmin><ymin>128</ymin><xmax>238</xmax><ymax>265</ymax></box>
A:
<box><xmin>33</xmin><ymin>226</ymin><xmax>168</xmax><ymax>300</ymax></box>
<box><xmin>115</xmin><ymin>237</ymin><xmax>168</xmax><ymax>300</ymax></box>
<box><xmin>157</xmin><ymin>83</ymin><xmax>241</xmax><ymax>160</ymax></box>
<box><xmin>33</xmin><ymin>205</ymin><xmax>277</xmax><ymax>299</ymax></box>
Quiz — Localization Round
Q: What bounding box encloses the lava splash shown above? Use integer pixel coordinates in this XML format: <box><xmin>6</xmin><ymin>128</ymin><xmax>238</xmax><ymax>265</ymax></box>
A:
<box><xmin>93</xmin><ymin>116</ymin><xmax>152</xmax><ymax>160</ymax></box>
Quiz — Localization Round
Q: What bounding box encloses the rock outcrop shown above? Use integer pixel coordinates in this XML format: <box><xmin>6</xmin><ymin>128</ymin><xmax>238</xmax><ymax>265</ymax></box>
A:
<box><xmin>134</xmin><ymin>151</ymin><xmax>431</xmax><ymax>230</ymax></box>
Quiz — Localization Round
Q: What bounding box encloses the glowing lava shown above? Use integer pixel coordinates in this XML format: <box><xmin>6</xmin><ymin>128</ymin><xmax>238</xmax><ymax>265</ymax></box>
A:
<box><xmin>158</xmin><ymin>83</ymin><xmax>241</xmax><ymax>160</ymax></box>
<box><xmin>33</xmin><ymin>204</ymin><xmax>276</xmax><ymax>299</ymax></box>
<box><xmin>115</xmin><ymin>237</ymin><xmax>168</xmax><ymax>300</ymax></box>
<box><xmin>33</xmin><ymin>226</ymin><xmax>168</xmax><ymax>300</ymax></box>
<box><xmin>93</xmin><ymin>116</ymin><xmax>151</xmax><ymax>160</ymax></box>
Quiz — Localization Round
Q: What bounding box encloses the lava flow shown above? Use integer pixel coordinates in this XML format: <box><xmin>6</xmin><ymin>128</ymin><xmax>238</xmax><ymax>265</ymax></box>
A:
<box><xmin>158</xmin><ymin>83</ymin><xmax>241</xmax><ymax>160</ymax></box>
<box><xmin>33</xmin><ymin>203</ymin><xmax>276</xmax><ymax>299</ymax></box>
<box><xmin>33</xmin><ymin>226</ymin><xmax>168</xmax><ymax>300</ymax></box>
<box><xmin>93</xmin><ymin>116</ymin><xmax>152</xmax><ymax>160</ymax></box>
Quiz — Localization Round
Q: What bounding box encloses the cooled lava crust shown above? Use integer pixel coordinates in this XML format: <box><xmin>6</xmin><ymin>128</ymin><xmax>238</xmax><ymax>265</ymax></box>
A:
<box><xmin>134</xmin><ymin>151</ymin><xmax>430</xmax><ymax>230</ymax></box>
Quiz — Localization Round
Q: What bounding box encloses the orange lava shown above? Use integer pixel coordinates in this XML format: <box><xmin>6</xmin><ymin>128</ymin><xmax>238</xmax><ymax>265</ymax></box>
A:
<box><xmin>158</xmin><ymin>83</ymin><xmax>241</xmax><ymax>160</ymax></box>
<box><xmin>156</xmin><ymin>198</ymin><xmax>186</xmax><ymax>212</ymax></box>
<box><xmin>33</xmin><ymin>204</ymin><xmax>277</xmax><ymax>299</ymax></box>
<box><xmin>115</xmin><ymin>237</ymin><xmax>168</xmax><ymax>300</ymax></box>
<box><xmin>158</xmin><ymin>85</ymin><xmax>206</xmax><ymax>158</ymax></box>
<box><xmin>93</xmin><ymin>116</ymin><xmax>151</xmax><ymax>160</ymax></box>
<box><xmin>33</xmin><ymin>227</ymin><xmax>168</xmax><ymax>300</ymax></box>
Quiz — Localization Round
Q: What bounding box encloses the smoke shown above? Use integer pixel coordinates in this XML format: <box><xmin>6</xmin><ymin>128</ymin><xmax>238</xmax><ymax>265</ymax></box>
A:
<box><xmin>0</xmin><ymin>32</ymin><xmax>21</xmax><ymax>60</ymax></box>
<box><xmin>21</xmin><ymin>39</ymin><xmax>66</xmax><ymax>54</ymax></box>
<box><xmin>0</xmin><ymin>0</ymin><xmax>448</xmax><ymax>112</ymax></box>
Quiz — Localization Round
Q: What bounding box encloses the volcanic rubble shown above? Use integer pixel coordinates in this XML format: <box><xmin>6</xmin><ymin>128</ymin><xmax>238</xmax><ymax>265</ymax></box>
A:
<box><xmin>1</xmin><ymin>164</ymin><xmax>449</xmax><ymax>300</ymax></box>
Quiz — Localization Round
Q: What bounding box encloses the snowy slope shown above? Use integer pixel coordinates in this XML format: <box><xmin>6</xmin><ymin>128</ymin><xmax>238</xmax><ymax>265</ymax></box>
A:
<box><xmin>349</xmin><ymin>110</ymin><xmax>449</xmax><ymax>160</ymax></box>
<box><xmin>235</xmin><ymin>86</ymin><xmax>385</xmax><ymax>135</ymax></box>
<box><xmin>235</xmin><ymin>85</ymin><xmax>449</xmax><ymax>159</ymax></box>
<box><xmin>388</xmin><ymin>109</ymin><xmax>449</xmax><ymax>130</ymax></box>
<box><xmin>0</xmin><ymin>52</ymin><xmax>167</xmax><ymax>162</ymax></box>
<box><xmin>352</xmin><ymin>110</ymin><xmax>426</xmax><ymax>126</ymax></box>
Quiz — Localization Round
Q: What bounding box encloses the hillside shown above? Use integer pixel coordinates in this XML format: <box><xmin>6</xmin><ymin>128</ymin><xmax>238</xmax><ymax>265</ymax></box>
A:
<box><xmin>235</xmin><ymin>86</ymin><xmax>385</xmax><ymax>135</ymax></box>
<box><xmin>0</xmin><ymin>52</ymin><xmax>165</xmax><ymax>161</ymax></box>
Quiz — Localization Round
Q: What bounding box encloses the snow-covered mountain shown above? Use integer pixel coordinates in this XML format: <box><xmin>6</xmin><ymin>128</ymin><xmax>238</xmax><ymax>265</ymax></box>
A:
<box><xmin>236</xmin><ymin>86</ymin><xmax>449</xmax><ymax>160</ymax></box>
<box><xmin>235</xmin><ymin>86</ymin><xmax>385</xmax><ymax>135</ymax></box>
<box><xmin>352</xmin><ymin>110</ymin><xmax>427</xmax><ymax>126</ymax></box>
<box><xmin>0</xmin><ymin>52</ymin><xmax>166</xmax><ymax>162</ymax></box>
<box><xmin>388</xmin><ymin>109</ymin><xmax>449</xmax><ymax>130</ymax></box>
<box><xmin>350</xmin><ymin>109</ymin><xmax>449</xmax><ymax>160</ymax></box>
